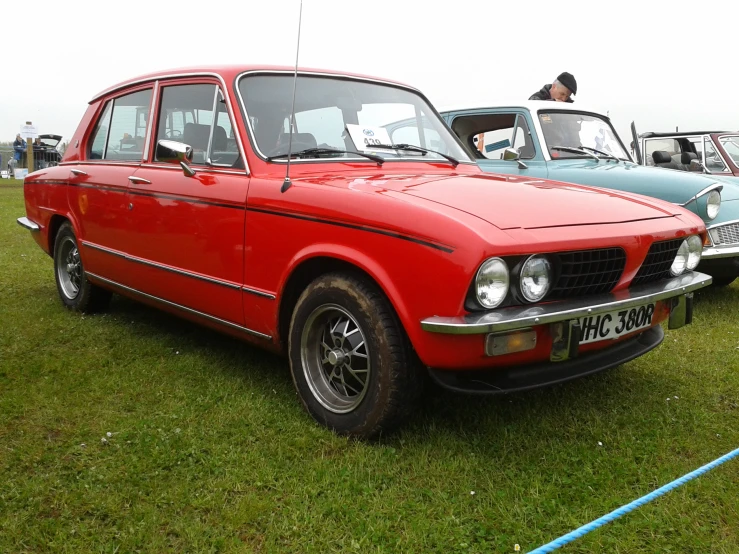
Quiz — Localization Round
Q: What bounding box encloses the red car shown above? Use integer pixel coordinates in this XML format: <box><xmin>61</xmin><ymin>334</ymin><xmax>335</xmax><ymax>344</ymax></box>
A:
<box><xmin>17</xmin><ymin>65</ymin><xmax>711</xmax><ymax>438</ymax></box>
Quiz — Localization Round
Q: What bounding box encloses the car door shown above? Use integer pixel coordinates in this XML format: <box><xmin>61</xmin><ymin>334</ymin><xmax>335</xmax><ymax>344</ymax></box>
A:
<box><xmin>68</xmin><ymin>87</ymin><xmax>153</xmax><ymax>282</ymax></box>
<box><xmin>444</xmin><ymin>110</ymin><xmax>548</xmax><ymax>178</ymax></box>
<box><xmin>124</xmin><ymin>80</ymin><xmax>248</xmax><ymax>326</ymax></box>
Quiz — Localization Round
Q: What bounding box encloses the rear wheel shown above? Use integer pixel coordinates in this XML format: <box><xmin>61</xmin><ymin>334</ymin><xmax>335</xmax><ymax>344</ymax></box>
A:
<box><xmin>288</xmin><ymin>272</ymin><xmax>422</xmax><ymax>439</ymax></box>
<box><xmin>53</xmin><ymin>222</ymin><xmax>112</xmax><ymax>312</ymax></box>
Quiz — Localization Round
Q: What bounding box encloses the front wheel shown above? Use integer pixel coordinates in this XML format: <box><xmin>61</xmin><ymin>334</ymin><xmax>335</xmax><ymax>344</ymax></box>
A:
<box><xmin>288</xmin><ymin>272</ymin><xmax>422</xmax><ymax>439</ymax></box>
<box><xmin>53</xmin><ymin>222</ymin><xmax>112</xmax><ymax>312</ymax></box>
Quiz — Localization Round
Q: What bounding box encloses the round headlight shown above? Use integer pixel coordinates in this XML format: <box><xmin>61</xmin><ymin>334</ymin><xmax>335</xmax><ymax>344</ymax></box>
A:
<box><xmin>706</xmin><ymin>189</ymin><xmax>721</xmax><ymax>220</ymax></box>
<box><xmin>475</xmin><ymin>258</ymin><xmax>509</xmax><ymax>309</ymax></box>
<box><xmin>670</xmin><ymin>239</ymin><xmax>690</xmax><ymax>276</ymax></box>
<box><xmin>686</xmin><ymin>234</ymin><xmax>702</xmax><ymax>270</ymax></box>
<box><xmin>519</xmin><ymin>255</ymin><xmax>552</xmax><ymax>303</ymax></box>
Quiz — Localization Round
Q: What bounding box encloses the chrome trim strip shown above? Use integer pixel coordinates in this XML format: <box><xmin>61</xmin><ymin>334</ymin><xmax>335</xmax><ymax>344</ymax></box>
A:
<box><xmin>143</xmin><ymin>80</ymin><xmax>159</xmax><ymax>162</ymax></box>
<box><xmin>700</xmin><ymin>244</ymin><xmax>739</xmax><ymax>259</ymax></box>
<box><xmin>241</xmin><ymin>286</ymin><xmax>276</xmax><ymax>300</ymax></box>
<box><xmin>234</xmin><ymin>69</ymin><xmax>476</xmax><ymax>166</ymax></box>
<box><xmin>81</xmin><ymin>241</ymin><xmax>242</xmax><ymax>290</ymax></box>
<box><xmin>90</xmin><ymin>71</ymin><xmax>250</xmax><ymax>176</ymax></box>
<box><xmin>17</xmin><ymin>216</ymin><xmax>40</xmax><ymax>232</ymax></box>
<box><xmin>421</xmin><ymin>271</ymin><xmax>712</xmax><ymax>335</ymax></box>
<box><xmin>678</xmin><ymin>182</ymin><xmax>723</xmax><ymax>207</ymax></box>
<box><xmin>139</xmin><ymin>163</ymin><xmax>246</xmax><ymax>176</ymax></box>
<box><xmin>85</xmin><ymin>272</ymin><xmax>271</xmax><ymax>340</ymax></box>
<box><xmin>706</xmin><ymin>218</ymin><xmax>739</xmax><ymax>231</ymax></box>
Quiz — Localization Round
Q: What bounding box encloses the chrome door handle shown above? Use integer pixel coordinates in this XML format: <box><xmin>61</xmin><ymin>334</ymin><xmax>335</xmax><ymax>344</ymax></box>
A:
<box><xmin>70</xmin><ymin>169</ymin><xmax>88</xmax><ymax>176</ymax></box>
<box><xmin>128</xmin><ymin>176</ymin><xmax>152</xmax><ymax>185</ymax></box>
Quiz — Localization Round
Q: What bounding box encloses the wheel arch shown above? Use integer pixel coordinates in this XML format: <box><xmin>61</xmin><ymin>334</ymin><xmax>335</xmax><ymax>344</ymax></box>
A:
<box><xmin>276</xmin><ymin>247</ymin><xmax>412</xmax><ymax>352</ymax></box>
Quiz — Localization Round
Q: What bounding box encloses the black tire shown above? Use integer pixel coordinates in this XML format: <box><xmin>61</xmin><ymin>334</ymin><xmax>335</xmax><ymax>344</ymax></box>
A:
<box><xmin>710</xmin><ymin>275</ymin><xmax>737</xmax><ymax>287</ymax></box>
<box><xmin>288</xmin><ymin>272</ymin><xmax>422</xmax><ymax>439</ymax></box>
<box><xmin>53</xmin><ymin>222</ymin><xmax>112</xmax><ymax>313</ymax></box>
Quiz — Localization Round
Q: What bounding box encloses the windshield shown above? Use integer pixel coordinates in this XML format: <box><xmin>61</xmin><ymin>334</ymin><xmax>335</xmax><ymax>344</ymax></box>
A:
<box><xmin>238</xmin><ymin>74</ymin><xmax>471</xmax><ymax>163</ymax></box>
<box><xmin>719</xmin><ymin>136</ymin><xmax>739</xmax><ymax>165</ymax></box>
<box><xmin>537</xmin><ymin>112</ymin><xmax>629</xmax><ymax>160</ymax></box>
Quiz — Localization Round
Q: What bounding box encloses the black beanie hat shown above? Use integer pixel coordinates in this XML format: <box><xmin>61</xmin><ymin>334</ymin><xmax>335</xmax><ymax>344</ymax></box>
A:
<box><xmin>557</xmin><ymin>72</ymin><xmax>577</xmax><ymax>95</ymax></box>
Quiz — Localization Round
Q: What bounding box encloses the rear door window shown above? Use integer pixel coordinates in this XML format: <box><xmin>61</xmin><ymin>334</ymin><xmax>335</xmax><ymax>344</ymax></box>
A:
<box><xmin>87</xmin><ymin>89</ymin><xmax>152</xmax><ymax>161</ymax></box>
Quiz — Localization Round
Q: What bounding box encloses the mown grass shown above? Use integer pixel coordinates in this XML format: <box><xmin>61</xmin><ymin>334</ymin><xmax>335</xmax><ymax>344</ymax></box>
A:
<box><xmin>1</xmin><ymin>184</ymin><xmax>738</xmax><ymax>553</ymax></box>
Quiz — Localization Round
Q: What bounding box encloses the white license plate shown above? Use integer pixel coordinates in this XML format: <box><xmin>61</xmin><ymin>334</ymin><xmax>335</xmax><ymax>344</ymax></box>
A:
<box><xmin>578</xmin><ymin>303</ymin><xmax>656</xmax><ymax>344</ymax></box>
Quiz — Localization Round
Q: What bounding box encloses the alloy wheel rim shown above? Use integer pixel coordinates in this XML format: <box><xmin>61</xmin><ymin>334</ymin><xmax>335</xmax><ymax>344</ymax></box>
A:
<box><xmin>300</xmin><ymin>304</ymin><xmax>371</xmax><ymax>414</ymax></box>
<box><xmin>57</xmin><ymin>236</ymin><xmax>81</xmax><ymax>300</ymax></box>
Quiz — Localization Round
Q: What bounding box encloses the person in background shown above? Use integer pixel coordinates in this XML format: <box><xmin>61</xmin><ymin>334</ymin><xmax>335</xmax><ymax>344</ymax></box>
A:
<box><xmin>13</xmin><ymin>134</ymin><xmax>26</xmax><ymax>162</ymax></box>
<box><xmin>529</xmin><ymin>72</ymin><xmax>577</xmax><ymax>103</ymax></box>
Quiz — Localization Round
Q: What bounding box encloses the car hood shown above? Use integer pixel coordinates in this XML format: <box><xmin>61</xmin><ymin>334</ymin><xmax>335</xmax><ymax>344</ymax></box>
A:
<box><xmin>545</xmin><ymin>160</ymin><xmax>739</xmax><ymax>203</ymax></box>
<box><xmin>385</xmin><ymin>172</ymin><xmax>682</xmax><ymax>230</ymax></box>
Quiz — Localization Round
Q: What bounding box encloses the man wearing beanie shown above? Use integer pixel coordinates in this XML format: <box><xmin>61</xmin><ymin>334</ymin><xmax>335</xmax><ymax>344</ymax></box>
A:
<box><xmin>529</xmin><ymin>72</ymin><xmax>577</xmax><ymax>103</ymax></box>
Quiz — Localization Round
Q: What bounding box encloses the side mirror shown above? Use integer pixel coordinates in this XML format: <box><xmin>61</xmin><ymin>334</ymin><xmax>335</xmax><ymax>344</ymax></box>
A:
<box><xmin>156</xmin><ymin>139</ymin><xmax>196</xmax><ymax>177</ymax></box>
<box><xmin>502</xmin><ymin>147</ymin><xmax>528</xmax><ymax>169</ymax></box>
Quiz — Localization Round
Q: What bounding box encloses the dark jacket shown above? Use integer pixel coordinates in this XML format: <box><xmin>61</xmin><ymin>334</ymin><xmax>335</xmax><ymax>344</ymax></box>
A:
<box><xmin>529</xmin><ymin>84</ymin><xmax>574</xmax><ymax>103</ymax></box>
<box><xmin>13</xmin><ymin>137</ymin><xmax>25</xmax><ymax>161</ymax></box>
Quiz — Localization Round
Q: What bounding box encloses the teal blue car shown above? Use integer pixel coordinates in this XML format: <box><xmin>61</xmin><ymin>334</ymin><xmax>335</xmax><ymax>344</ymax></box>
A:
<box><xmin>423</xmin><ymin>102</ymin><xmax>739</xmax><ymax>286</ymax></box>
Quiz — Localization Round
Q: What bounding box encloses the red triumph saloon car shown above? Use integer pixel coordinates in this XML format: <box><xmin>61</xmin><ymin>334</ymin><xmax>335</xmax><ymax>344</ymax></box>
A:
<box><xmin>17</xmin><ymin>65</ymin><xmax>712</xmax><ymax>438</ymax></box>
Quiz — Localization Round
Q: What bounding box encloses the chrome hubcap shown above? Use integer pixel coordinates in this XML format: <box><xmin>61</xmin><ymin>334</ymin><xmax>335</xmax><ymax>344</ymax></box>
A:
<box><xmin>57</xmin><ymin>236</ymin><xmax>82</xmax><ymax>300</ymax></box>
<box><xmin>300</xmin><ymin>304</ymin><xmax>371</xmax><ymax>414</ymax></box>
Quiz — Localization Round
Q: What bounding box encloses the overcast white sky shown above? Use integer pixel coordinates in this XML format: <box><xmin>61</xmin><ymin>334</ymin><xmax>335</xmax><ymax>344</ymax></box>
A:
<box><xmin>3</xmin><ymin>0</ymin><xmax>737</xmax><ymax>147</ymax></box>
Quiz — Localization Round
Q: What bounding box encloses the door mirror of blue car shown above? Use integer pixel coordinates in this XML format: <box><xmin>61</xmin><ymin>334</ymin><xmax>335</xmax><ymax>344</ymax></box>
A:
<box><xmin>503</xmin><ymin>147</ymin><xmax>528</xmax><ymax>169</ymax></box>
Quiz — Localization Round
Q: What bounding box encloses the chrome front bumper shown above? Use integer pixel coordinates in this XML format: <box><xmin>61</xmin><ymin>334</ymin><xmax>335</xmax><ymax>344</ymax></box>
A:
<box><xmin>701</xmin><ymin>244</ymin><xmax>739</xmax><ymax>259</ymax></box>
<box><xmin>17</xmin><ymin>217</ymin><xmax>39</xmax><ymax>232</ymax></box>
<box><xmin>421</xmin><ymin>271</ymin><xmax>712</xmax><ymax>335</ymax></box>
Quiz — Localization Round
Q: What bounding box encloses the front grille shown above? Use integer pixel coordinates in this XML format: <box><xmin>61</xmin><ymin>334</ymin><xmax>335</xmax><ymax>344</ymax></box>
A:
<box><xmin>709</xmin><ymin>222</ymin><xmax>739</xmax><ymax>245</ymax></box>
<box><xmin>549</xmin><ymin>247</ymin><xmax>626</xmax><ymax>299</ymax></box>
<box><xmin>631</xmin><ymin>238</ymin><xmax>683</xmax><ymax>286</ymax></box>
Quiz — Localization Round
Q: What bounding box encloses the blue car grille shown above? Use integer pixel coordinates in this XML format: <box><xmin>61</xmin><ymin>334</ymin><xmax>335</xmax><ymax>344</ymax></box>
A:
<box><xmin>631</xmin><ymin>238</ymin><xmax>683</xmax><ymax>286</ymax></box>
<box><xmin>550</xmin><ymin>247</ymin><xmax>626</xmax><ymax>298</ymax></box>
<box><xmin>709</xmin><ymin>222</ymin><xmax>739</xmax><ymax>246</ymax></box>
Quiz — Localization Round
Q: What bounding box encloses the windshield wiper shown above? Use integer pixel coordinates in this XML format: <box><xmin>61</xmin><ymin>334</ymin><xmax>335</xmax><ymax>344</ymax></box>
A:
<box><xmin>550</xmin><ymin>146</ymin><xmax>600</xmax><ymax>160</ymax></box>
<box><xmin>368</xmin><ymin>143</ymin><xmax>459</xmax><ymax>167</ymax></box>
<box><xmin>579</xmin><ymin>146</ymin><xmax>620</xmax><ymax>162</ymax></box>
<box><xmin>267</xmin><ymin>147</ymin><xmax>384</xmax><ymax>165</ymax></box>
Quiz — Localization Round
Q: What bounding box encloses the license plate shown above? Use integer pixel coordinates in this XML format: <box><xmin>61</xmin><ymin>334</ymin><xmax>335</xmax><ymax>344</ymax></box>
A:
<box><xmin>578</xmin><ymin>303</ymin><xmax>655</xmax><ymax>344</ymax></box>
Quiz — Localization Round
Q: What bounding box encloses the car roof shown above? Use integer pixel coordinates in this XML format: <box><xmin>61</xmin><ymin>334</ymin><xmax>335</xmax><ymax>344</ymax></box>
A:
<box><xmin>438</xmin><ymin>100</ymin><xmax>610</xmax><ymax>117</ymax></box>
<box><xmin>639</xmin><ymin>131</ymin><xmax>735</xmax><ymax>138</ymax></box>
<box><xmin>90</xmin><ymin>64</ymin><xmax>417</xmax><ymax>103</ymax></box>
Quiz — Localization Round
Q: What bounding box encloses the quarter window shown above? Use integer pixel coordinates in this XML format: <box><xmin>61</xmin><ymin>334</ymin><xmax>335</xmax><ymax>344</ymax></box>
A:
<box><xmin>703</xmin><ymin>137</ymin><xmax>729</xmax><ymax>173</ymax></box>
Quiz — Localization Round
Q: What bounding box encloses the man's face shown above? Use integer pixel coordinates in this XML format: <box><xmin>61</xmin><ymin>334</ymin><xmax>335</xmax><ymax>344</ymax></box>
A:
<box><xmin>550</xmin><ymin>82</ymin><xmax>572</xmax><ymax>102</ymax></box>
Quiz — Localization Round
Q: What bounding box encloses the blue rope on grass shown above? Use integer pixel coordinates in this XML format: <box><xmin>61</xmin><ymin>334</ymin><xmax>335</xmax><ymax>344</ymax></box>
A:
<box><xmin>528</xmin><ymin>446</ymin><xmax>739</xmax><ymax>554</ymax></box>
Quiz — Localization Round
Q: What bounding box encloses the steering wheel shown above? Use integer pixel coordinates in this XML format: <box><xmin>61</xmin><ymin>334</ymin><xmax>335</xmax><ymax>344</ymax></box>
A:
<box><xmin>166</xmin><ymin>130</ymin><xmax>182</xmax><ymax>139</ymax></box>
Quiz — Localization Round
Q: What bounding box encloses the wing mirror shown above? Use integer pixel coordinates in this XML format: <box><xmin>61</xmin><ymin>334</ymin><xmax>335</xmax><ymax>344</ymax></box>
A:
<box><xmin>156</xmin><ymin>139</ymin><xmax>196</xmax><ymax>177</ymax></box>
<box><xmin>502</xmin><ymin>147</ymin><xmax>528</xmax><ymax>169</ymax></box>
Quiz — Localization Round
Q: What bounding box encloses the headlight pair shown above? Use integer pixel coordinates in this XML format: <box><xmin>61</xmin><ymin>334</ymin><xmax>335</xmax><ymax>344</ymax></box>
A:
<box><xmin>475</xmin><ymin>255</ymin><xmax>552</xmax><ymax>309</ymax></box>
<box><xmin>670</xmin><ymin>235</ymin><xmax>702</xmax><ymax>276</ymax></box>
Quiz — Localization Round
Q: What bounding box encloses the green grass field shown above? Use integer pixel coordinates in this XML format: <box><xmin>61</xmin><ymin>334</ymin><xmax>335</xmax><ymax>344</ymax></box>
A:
<box><xmin>1</xmin><ymin>182</ymin><xmax>738</xmax><ymax>553</ymax></box>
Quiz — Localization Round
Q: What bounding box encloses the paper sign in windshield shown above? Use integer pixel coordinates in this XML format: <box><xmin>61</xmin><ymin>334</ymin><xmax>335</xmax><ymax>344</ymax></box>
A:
<box><xmin>346</xmin><ymin>124</ymin><xmax>392</xmax><ymax>152</ymax></box>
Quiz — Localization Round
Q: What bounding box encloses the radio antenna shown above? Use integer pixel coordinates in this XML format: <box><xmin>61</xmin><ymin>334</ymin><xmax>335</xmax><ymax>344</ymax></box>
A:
<box><xmin>281</xmin><ymin>0</ymin><xmax>303</xmax><ymax>193</ymax></box>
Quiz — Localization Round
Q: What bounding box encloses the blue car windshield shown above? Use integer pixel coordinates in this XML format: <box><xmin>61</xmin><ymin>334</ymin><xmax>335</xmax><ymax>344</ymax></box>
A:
<box><xmin>538</xmin><ymin>112</ymin><xmax>630</xmax><ymax>161</ymax></box>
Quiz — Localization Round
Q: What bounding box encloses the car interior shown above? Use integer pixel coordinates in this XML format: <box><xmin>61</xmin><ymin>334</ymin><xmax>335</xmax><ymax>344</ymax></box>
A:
<box><xmin>450</xmin><ymin>113</ymin><xmax>536</xmax><ymax>161</ymax></box>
